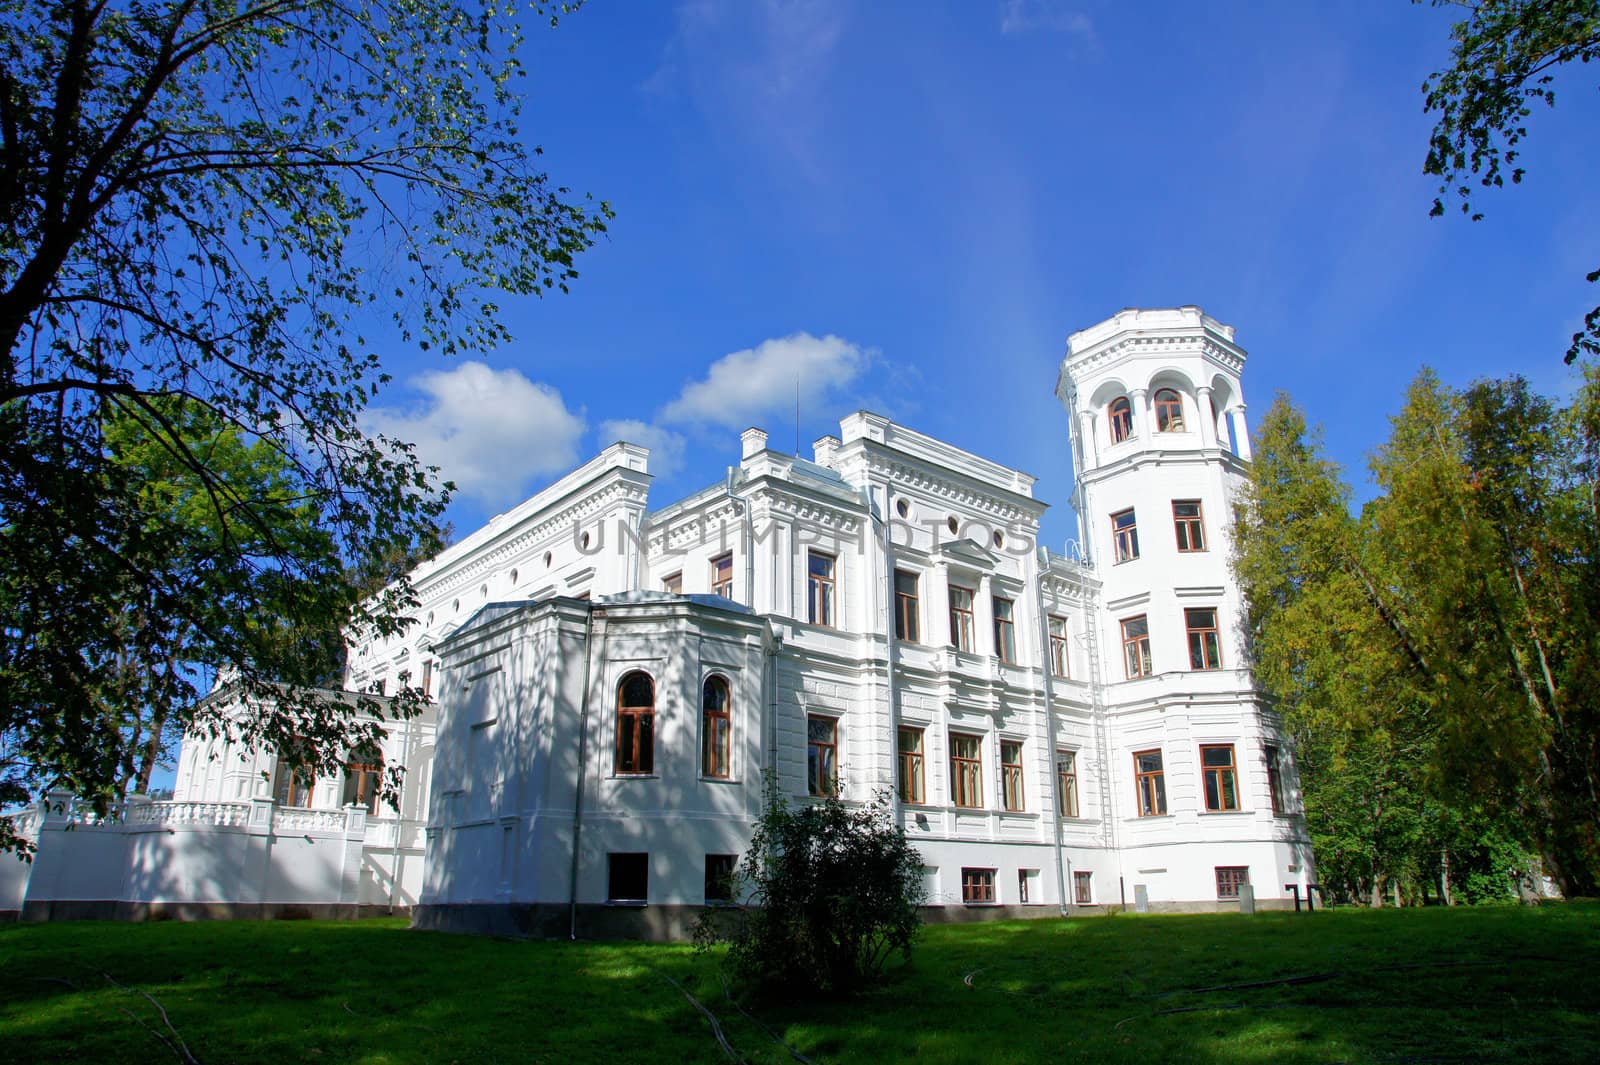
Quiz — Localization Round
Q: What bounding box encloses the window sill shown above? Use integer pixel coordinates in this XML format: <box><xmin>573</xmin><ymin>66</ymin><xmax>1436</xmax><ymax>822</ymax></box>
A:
<box><xmin>699</xmin><ymin>775</ymin><xmax>740</xmax><ymax>785</ymax></box>
<box><xmin>1200</xmin><ymin>809</ymin><xmax>1251</xmax><ymax>816</ymax></box>
<box><xmin>1112</xmin><ymin>557</ymin><xmax>1140</xmax><ymax>566</ymax></box>
<box><xmin>610</xmin><ymin>773</ymin><xmax>659</xmax><ymax>781</ymax></box>
<box><xmin>1129</xmin><ymin>813</ymin><xmax>1173</xmax><ymax>821</ymax></box>
<box><xmin>604</xmin><ymin>899</ymin><xmax>648</xmax><ymax>908</ymax></box>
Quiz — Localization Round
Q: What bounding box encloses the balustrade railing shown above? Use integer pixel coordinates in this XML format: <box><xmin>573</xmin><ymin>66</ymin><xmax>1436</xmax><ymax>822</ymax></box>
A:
<box><xmin>126</xmin><ymin>801</ymin><xmax>252</xmax><ymax>828</ymax></box>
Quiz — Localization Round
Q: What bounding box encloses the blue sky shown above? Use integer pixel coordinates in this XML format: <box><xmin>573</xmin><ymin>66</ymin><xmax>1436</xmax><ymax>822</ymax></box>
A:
<box><xmin>363</xmin><ymin>0</ymin><xmax>1600</xmax><ymax>554</ymax></box>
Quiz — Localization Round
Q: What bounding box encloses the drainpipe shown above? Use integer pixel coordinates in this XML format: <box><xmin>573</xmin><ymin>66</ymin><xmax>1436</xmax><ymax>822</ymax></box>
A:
<box><xmin>387</xmin><ymin>709</ymin><xmax>413</xmax><ymax>912</ymax></box>
<box><xmin>724</xmin><ymin>467</ymin><xmax>754</xmax><ymax>607</ymax></box>
<box><xmin>1035</xmin><ymin>549</ymin><xmax>1069</xmax><ymax>916</ymax></box>
<box><xmin>871</xmin><ymin>486</ymin><xmax>900</xmax><ymax>816</ymax></box>
<box><xmin>568</xmin><ymin>603</ymin><xmax>599</xmax><ymax>940</ymax></box>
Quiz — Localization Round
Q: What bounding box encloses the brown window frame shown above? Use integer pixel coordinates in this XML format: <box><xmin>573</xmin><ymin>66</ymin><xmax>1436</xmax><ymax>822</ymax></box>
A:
<box><xmin>1215</xmin><ymin>865</ymin><xmax>1250</xmax><ymax>900</ymax></box>
<box><xmin>1056</xmin><ymin>750</ymin><xmax>1079</xmax><ymax>818</ymax></box>
<box><xmin>1122</xmin><ymin>615</ymin><xmax>1152</xmax><ymax>678</ymax></box>
<box><xmin>1000</xmin><ymin>739</ymin><xmax>1025</xmax><ymax>812</ymax></box>
<box><xmin>1134</xmin><ymin>748</ymin><xmax>1167</xmax><ymax>816</ymax></box>
<box><xmin>950</xmin><ymin>732</ymin><xmax>984</xmax><ymax>809</ymax></box>
<box><xmin>1265</xmin><ymin>744</ymin><xmax>1287</xmax><ymax>815</ymax></box>
<box><xmin>710</xmin><ymin>553</ymin><xmax>733</xmax><ymax>599</ymax></box>
<box><xmin>993</xmin><ymin>596</ymin><xmax>1017</xmax><ymax>663</ymax></box>
<box><xmin>1201</xmin><ymin>743</ymin><xmax>1240</xmax><ymax>811</ymax></box>
<box><xmin>1154</xmin><ymin>388</ymin><xmax>1185</xmax><ymax>432</ymax></box>
<box><xmin>807</xmin><ymin>551</ymin><xmax>836</xmax><ymax>627</ymax></box>
<box><xmin>1186</xmin><ymin>607</ymin><xmax>1222</xmax><ymax>670</ymax></box>
<box><xmin>1109</xmin><ymin>397</ymin><xmax>1133</xmax><ymax>443</ymax></box>
<box><xmin>897</xmin><ymin>726</ymin><xmax>925</xmax><ymax>804</ymax></box>
<box><xmin>615</xmin><ymin>671</ymin><xmax>656</xmax><ymax>775</ymax></box>
<box><xmin>608</xmin><ymin>852</ymin><xmax>648</xmax><ymax>902</ymax></box>
<box><xmin>1018</xmin><ymin>869</ymin><xmax>1036</xmax><ymax>903</ymax></box>
<box><xmin>342</xmin><ymin>749</ymin><xmax>384</xmax><ymax>815</ymax></box>
<box><xmin>894</xmin><ymin>569</ymin><xmax>920</xmax><ymax>643</ymax></box>
<box><xmin>662</xmin><ymin>571</ymin><xmax>683</xmax><ymax>594</ymax></box>
<box><xmin>1048</xmin><ymin>615</ymin><xmax>1069</xmax><ymax>677</ymax></box>
<box><xmin>421</xmin><ymin>658</ymin><xmax>434</xmax><ymax>700</ymax></box>
<box><xmin>1111</xmin><ymin>508</ymin><xmax>1139</xmax><ymax>563</ymax></box>
<box><xmin>1172</xmin><ymin>499</ymin><xmax>1206</xmax><ymax>552</ymax></box>
<box><xmin>807</xmin><ymin>714</ymin><xmax>838</xmax><ymax>797</ymax></box>
<box><xmin>949</xmin><ymin>585</ymin><xmax>976</xmax><ymax>652</ymax></box>
<box><xmin>1073</xmin><ymin>870</ymin><xmax>1093</xmax><ymax>904</ymax></box>
<box><xmin>701</xmin><ymin>675</ymin><xmax>732</xmax><ymax>779</ymax></box>
<box><xmin>961</xmin><ymin>867</ymin><xmax>996</xmax><ymax>905</ymax></box>
<box><xmin>273</xmin><ymin>760</ymin><xmax>316</xmax><ymax>808</ymax></box>
<box><xmin>704</xmin><ymin>853</ymin><xmax>737</xmax><ymax>903</ymax></box>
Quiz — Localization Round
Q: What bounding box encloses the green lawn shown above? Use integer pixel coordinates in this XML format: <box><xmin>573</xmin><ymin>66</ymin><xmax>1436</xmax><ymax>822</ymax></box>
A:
<box><xmin>3</xmin><ymin>904</ymin><xmax>1598</xmax><ymax>1064</ymax></box>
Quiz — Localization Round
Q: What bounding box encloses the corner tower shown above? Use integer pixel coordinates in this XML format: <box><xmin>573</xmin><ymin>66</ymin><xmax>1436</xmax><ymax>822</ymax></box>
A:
<box><xmin>1055</xmin><ymin>306</ymin><xmax>1250</xmax><ymax>570</ymax></box>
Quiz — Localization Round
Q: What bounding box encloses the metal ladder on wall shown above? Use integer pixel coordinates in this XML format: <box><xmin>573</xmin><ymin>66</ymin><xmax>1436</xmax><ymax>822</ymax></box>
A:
<box><xmin>1079</xmin><ymin>570</ymin><xmax>1118</xmax><ymax>854</ymax></box>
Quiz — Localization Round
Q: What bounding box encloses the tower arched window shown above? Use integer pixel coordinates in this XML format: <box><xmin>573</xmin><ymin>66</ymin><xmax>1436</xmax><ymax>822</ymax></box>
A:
<box><xmin>1109</xmin><ymin>397</ymin><xmax>1133</xmax><ymax>443</ymax></box>
<box><xmin>616</xmin><ymin>671</ymin><xmax>656</xmax><ymax>774</ymax></box>
<box><xmin>1155</xmin><ymin>389</ymin><xmax>1185</xmax><ymax>433</ymax></box>
<box><xmin>702</xmin><ymin>675</ymin><xmax>731</xmax><ymax>779</ymax></box>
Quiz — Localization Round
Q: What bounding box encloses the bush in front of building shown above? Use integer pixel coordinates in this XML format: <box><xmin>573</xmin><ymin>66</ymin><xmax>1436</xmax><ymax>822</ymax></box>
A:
<box><xmin>697</xmin><ymin>781</ymin><xmax>925</xmax><ymax>996</ymax></box>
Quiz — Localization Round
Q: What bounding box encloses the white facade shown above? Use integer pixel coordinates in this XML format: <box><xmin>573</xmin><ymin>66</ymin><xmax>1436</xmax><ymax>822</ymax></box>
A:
<box><xmin>5</xmin><ymin>307</ymin><xmax>1312</xmax><ymax>931</ymax></box>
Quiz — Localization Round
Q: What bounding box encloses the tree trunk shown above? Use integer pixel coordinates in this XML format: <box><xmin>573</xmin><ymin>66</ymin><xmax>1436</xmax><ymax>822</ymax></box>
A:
<box><xmin>1441</xmin><ymin>847</ymin><xmax>1454</xmax><ymax>906</ymax></box>
<box><xmin>1370</xmin><ymin>875</ymin><xmax>1384</xmax><ymax>908</ymax></box>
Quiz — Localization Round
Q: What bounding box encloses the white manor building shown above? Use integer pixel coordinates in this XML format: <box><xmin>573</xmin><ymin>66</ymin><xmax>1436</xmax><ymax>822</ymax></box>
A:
<box><xmin>3</xmin><ymin>307</ymin><xmax>1312</xmax><ymax>933</ymax></box>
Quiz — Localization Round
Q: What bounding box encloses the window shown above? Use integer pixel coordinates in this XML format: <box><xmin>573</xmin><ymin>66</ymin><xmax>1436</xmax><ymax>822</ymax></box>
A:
<box><xmin>1001</xmin><ymin>740</ymin><xmax>1025</xmax><ymax>812</ymax></box>
<box><xmin>1201</xmin><ymin>744</ymin><xmax>1240</xmax><ymax>811</ymax></box>
<box><xmin>807</xmin><ymin>715</ymin><xmax>838</xmax><ymax>797</ymax></box>
<box><xmin>701</xmin><ymin>675</ymin><xmax>732</xmax><ymax>779</ymax></box>
<box><xmin>1265</xmin><ymin>744</ymin><xmax>1287</xmax><ymax>815</ymax></box>
<box><xmin>1186</xmin><ymin>608</ymin><xmax>1222</xmax><ymax>670</ymax></box>
<box><xmin>1073</xmin><ymin>870</ymin><xmax>1093</xmax><ymax>904</ymax></box>
<box><xmin>1134</xmin><ymin>749</ymin><xmax>1167</xmax><ymax>816</ymax></box>
<box><xmin>950</xmin><ymin>733</ymin><xmax>983</xmax><ymax>808</ymax></box>
<box><xmin>1154</xmin><ymin>388</ymin><xmax>1185</xmax><ymax>432</ymax></box>
<box><xmin>807</xmin><ymin>551</ymin><xmax>836</xmax><ymax>626</ymax></box>
<box><xmin>421</xmin><ymin>659</ymin><xmax>434</xmax><ymax>699</ymax></box>
<box><xmin>1048</xmin><ymin>616</ymin><xmax>1069</xmax><ymax>677</ymax></box>
<box><xmin>1018</xmin><ymin>869</ymin><xmax>1039</xmax><ymax>903</ymax></box>
<box><xmin>961</xmin><ymin>868</ymin><xmax>996</xmax><ymax>904</ymax></box>
<box><xmin>710</xmin><ymin>554</ymin><xmax>733</xmax><ymax>599</ymax></box>
<box><xmin>1173</xmin><ymin>500</ymin><xmax>1206</xmax><ymax>552</ymax></box>
<box><xmin>704</xmin><ymin>854</ymin><xmax>737</xmax><ymax>903</ymax></box>
<box><xmin>662</xmin><ymin>571</ymin><xmax>683</xmax><ymax>594</ymax></box>
<box><xmin>1122</xmin><ymin>615</ymin><xmax>1152</xmax><ymax>678</ymax></box>
<box><xmin>894</xmin><ymin>570</ymin><xmax>920</xmax><ymax>642</ymax></box>
<box><xmin>1109</xmin><ymin>396</ymin><xmax>1133</xmax><ymax>443</ymax></box>
<box><xmin>342</xmin><ymin>746</ymin><xmax>384</xmax><ymax>814</ymax></box>
<box><xmin>615</xmin><ymin>671</ymin><xmax>655</xmax><ymax>774</ymax></box>
<box><xmin>1215</xmin><ymin>866</ymin><xmax>1250</xmax><ymax>900</ymax></box>
<box><xmin>949</xmin><ymin>585</ymin><xmax>975</xmax><ymax>651</ymax></box>
<box><xmin>608</xmin><ymin>852</ymin><xmax>648</xmax><ymax>902</ymax></box>
<box><xmin>273</xmin><ymin>761</ymin><xmax>315</xmax><ymax>808</ymax></box>
<box><xmin>993</xmin><ymin>596</ymin><xmax>1017</xmax><ymax>663</ymax></box>
<box><xmin>1056</xmin><ymin>751</ymin><xmax>1079</xmax><ymax>817</ymax></box>
<box><xmin>897</xmin><ymin>727</ymin><xmax>925</xmax><ymax>804</ymax></box>
<box><xmin>1111</xmin><ymin>508</ymin><xmax>1139</xmax><ymax>563</ymax></box>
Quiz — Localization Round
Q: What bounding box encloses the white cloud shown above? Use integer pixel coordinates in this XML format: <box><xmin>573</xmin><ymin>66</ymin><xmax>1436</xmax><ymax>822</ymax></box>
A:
<box><xmin>999</xmin><ymin>0</ymin><xmax>1094</xmax><ymax>40</ymax></box>
<box><xmin>364</xmin><ymin>362</ymin><xmax>586</xmax><ymax>506</ymax></box>
<box><xmin>660</xmin><ymin>332</ymin><xmax>868</xmax><ymax>429</ymax></box>
<box><xmin>599</xmin><ymin>419</ymin><xmax>688</xmax><ymax>479</ymax></box>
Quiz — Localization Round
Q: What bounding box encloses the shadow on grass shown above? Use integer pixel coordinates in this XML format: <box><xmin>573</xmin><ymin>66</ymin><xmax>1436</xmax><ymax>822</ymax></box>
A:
<box><xmin>2</xmin><ymin>905</ymin><xmax>1599</xmax><ymax>1064</ymax></box>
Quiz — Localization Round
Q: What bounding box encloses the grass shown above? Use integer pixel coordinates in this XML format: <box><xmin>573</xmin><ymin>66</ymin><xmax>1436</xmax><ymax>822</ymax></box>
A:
<box><xmin>3</xmin><ymin>904</ymin><xmax>1599</xmax><ymax>1064</ymax></box>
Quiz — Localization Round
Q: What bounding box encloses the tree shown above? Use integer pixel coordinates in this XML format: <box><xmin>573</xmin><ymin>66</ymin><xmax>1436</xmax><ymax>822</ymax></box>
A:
<box><xmin>1235</xmin><ymin>375</ymin><xmax>1600</xmax><ymax>898</ymax></box>
<box><xmin>0</xmin><ymin>1</ymin><xmax>610</xmax><ymax>853</ymax></box>
<box><xmin>1420</xmin><ymin>0</ymin><xmax>1600</xmax><ymax>364</ymax></box>
<box><xmin>697</xmin><ymin>782</ymin><xmax>926</xmax><ymax>997</ymax></box>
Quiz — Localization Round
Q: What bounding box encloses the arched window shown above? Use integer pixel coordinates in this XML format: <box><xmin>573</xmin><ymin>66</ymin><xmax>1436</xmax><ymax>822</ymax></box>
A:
<box><xmin>343</xmin><ymin>743</ymin><xmax>385</xmax><ymax>815</ymax></box>
<box><xmin>1109</xmin><ymin>397</ymin><xmax>1133</xmax><ymax>443</ymax></box>
<box><xmin>616</xmin><ymin>671</ymin><xmax>655</xmax><ymax>774</ymax></box>
<box><xmin>702</xmin><ymin>675</ymin><xmax>731</xmax><ymax>778</ymax></box>
<box><xmin>1155</xmin><ymin>389</ymin><xmax>1185</xmax><ymax>433</ymax></box>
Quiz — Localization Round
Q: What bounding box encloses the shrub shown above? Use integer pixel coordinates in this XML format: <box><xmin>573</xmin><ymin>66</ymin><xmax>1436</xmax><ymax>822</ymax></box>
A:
<box><xmin>697</xmin><ymin>781</ymin><xmax>925</xmax><ymax>996</ymax></box>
